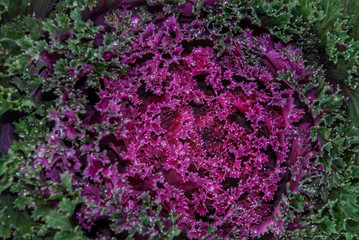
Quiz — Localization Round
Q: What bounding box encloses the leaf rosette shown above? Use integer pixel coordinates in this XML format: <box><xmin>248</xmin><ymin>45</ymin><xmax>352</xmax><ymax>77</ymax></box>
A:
<box><xmin>32</xmin><ymin>3</ymin><xmax>325</xmax><ymax>239</ymax></box>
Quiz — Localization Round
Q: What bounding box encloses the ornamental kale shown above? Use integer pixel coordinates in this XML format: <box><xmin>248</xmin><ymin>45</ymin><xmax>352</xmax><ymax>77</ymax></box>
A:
<box><xmin>33</xmin><ymin>4</ymin><xmax>322</xmax><ymax>239</ymax></box>
<box><xmin>2</xmin><ymin>1</ymin><xmax>359</xmax><ymax>240</ymax></box>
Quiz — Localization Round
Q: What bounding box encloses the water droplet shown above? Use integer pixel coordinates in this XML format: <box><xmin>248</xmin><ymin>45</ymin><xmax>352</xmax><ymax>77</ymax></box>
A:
<box><xmin>131</xmin><ymin>18</ymin><xmax>139</xmax><ymax>25</ymax></box>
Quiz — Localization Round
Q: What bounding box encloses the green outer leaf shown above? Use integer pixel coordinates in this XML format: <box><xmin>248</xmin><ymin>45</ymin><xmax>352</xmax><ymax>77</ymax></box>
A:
<box><xmin>0</xmin><ymin>194</ymin><xmax>37</xmax><ymax>239</ymax></box>
<box><xmin>344</xmin><ymin>88</ymin><xmax>359</xmax><ymax>126</ymax></box>
<box><xmin>45</xmin><ymin>211</ymin><xmax>72</xmax><ymax>231</ymax></box>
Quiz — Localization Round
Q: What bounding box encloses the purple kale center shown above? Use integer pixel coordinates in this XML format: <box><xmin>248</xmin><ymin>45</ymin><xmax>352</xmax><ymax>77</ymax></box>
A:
<box><xmin>36</xmin><ymin>16</ymin><xmax>320</xmax><ymax>239</ymax></box>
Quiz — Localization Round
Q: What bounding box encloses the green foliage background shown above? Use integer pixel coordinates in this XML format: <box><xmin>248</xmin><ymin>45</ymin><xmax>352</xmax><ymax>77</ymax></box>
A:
<box><xmin>0</xmin><ymin>0</ymin><xmax>358</xmax><ymax>239</ymax></box>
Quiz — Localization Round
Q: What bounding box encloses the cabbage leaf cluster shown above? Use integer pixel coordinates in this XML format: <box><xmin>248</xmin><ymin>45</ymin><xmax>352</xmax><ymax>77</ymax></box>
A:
<box><xmin>0</xmin><ymin>0</ymin><xmax>358</xmax><ymax>240</ymax></box>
